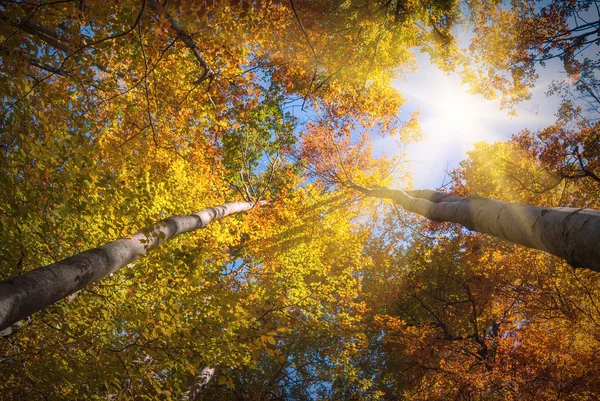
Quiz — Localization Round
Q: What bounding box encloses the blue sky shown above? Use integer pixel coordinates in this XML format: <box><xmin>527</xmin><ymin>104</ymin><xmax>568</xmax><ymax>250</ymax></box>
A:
<box><xmin>376</xmin><ymin>55</ymin><xmax>566</xmax><ymax>190</ymax></box>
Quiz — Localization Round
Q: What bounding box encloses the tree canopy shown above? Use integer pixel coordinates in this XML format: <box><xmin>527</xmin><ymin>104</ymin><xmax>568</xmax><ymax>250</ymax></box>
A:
<box><xmin>0</xmin><ymin>0</ymin><xmax>599</xmax><ymax>399</ymax></box>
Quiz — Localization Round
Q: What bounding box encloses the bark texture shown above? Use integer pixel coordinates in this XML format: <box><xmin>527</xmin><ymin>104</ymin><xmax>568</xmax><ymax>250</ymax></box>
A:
<box><xmin>0</xmin><ymin>202</ymin><xmax>256</xmax><ymax>332</ymax></box>
<box><xmin>181</xmin><ymin>367</ymin><xmax>215</xmax><ymax>401</ymax></box>
<box><xmin>352</xmin><ymin>185</ymin><xmax>600</xmax><ymax>272</ymax></box>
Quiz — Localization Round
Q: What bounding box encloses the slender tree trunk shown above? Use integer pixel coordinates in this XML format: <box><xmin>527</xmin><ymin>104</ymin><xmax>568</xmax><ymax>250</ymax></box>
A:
<box><xmin>181</xmin><ymin>367</ymin><xmax>215</xmax><ymax>401</ymax></box>
<box><xmin>0</xmin><ymin>202</ymin><xmax>258</xmax><ymax>332</ymax></box>
<box><xmin>351</xmin><ymin>185</ymin><xmax>600</xmax><ymax>272</ymax></box>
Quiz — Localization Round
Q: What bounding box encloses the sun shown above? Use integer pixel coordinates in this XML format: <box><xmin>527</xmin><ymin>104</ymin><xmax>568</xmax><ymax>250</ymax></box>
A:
<box><xmin>433</xmin><ymin>88</ymin><xmax>488</xmax><ymax>141</ymax></box>
<box><xmin>397</xmin><ymin>67</ymin><xmax>508</xmax><ymax>148</ymax></box>
<box><xmin>383</xmin><ymin>59</ymin><xmax>557</xmax><ymax>189</ymax></box>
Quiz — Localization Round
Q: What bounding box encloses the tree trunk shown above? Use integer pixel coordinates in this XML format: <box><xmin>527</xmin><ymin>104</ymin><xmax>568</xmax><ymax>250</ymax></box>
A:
<box><xmin>351</xmin><ymin>185</ymin><xmax>600</xmax><ymax>272</ymax></box>
<box><xmin>0</xmin><ymin>202</ymin><xmax>258</xmax><ymax>332</ymax></box>
<box><xmin>181</xmin><ymin>367</ymin><xmax>215</xmax><ymax>401</ymax></box>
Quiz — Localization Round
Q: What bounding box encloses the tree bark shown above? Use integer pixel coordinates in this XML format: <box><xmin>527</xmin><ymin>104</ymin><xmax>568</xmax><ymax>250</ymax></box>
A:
<box><xmin>351</xmin><ymin>185</ymin><xmax>600</xmax><ymax>272</ymax></box>
<box><xmin>0</xmin><ymin>201</ymin><xmax>258</xmax><ymax>332</ymax></box>
<box><xmin>181</xmin><ymin>367</ymin><xmax>215</xmax><ymax>401</ymax></box>
<box><xmin>0</xmin><ymin>10</ymin><xmax>70</xmax><ymax>52</ymax></box>
<box><xmin>148</xmin><ymin>0</ymin><xmax>214</xmax><ymax>83</ymax></box>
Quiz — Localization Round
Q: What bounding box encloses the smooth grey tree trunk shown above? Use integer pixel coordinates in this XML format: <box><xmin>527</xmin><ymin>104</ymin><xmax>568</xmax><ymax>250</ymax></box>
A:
<box><xmin>181</xmin><ymin>367</ymin><xmax>215</xmax><ymax>401</ymax></box>
<box><xmin>351</xmin><ymin>185</ymin><xmax>600</xmax><ymax>272</ymax></box>
<box><xmin>0</xmin><ymin>202</ymin><xmax>258</xmax><ymax>332</ymax></box>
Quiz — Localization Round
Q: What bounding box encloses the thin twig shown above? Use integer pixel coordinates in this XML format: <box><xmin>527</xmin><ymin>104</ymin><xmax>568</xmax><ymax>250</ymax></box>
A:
<box><xmin>138</xmin><ymin>22</ymin><xmax>159</xmax><ymax>147</ymax></box>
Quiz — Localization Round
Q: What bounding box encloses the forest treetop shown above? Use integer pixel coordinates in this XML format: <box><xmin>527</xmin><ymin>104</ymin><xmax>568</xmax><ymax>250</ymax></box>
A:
<box><xmin>1</xmin><ymin>0</ymin><xmax>599</xmax><ymax>399</ymax></box>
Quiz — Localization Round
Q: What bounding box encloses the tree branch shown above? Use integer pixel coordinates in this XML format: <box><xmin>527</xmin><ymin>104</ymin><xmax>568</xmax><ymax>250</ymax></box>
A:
<box><xmin>0</xmin><ymin>9</ymin><xmax>70</xmax><ymax>52</ymax></box>
<box><xmin>148</xmin><ymin>0</ymin><xmax>214</xmax><ymax>83</ymax></box>
<box><xmin>348</xmin><ymin>183</ymin><xmax>600</xmax><ymax>272</ymax></box>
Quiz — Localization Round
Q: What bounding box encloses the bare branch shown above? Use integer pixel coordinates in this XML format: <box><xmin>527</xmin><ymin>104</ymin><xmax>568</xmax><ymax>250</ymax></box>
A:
<box><xmin>0</xmin><ymin>9</ymin><xmax>70</xmax><ymax>51</ymax></box>
<box><xmin>27</xmin><ymin>58</ymin><xmax>69</xmax><ymax>76</ymax></box>
<box><xmin>148</xmin><ymin>0</ymin><xmax>214</xmax><ymax>83</ymax></box>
